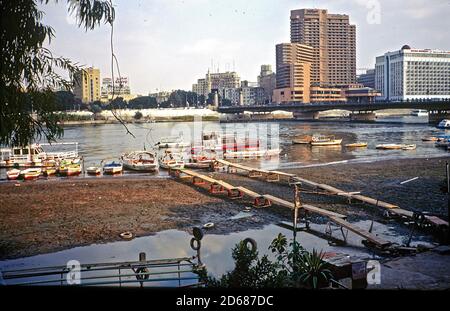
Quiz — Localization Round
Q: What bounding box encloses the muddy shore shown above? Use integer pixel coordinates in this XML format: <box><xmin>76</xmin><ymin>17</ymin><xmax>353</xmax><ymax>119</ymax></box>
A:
<box><xmin>0</xmin><ymin>156</ymin><xmax>449</xmax><ymax>260</ymax></box>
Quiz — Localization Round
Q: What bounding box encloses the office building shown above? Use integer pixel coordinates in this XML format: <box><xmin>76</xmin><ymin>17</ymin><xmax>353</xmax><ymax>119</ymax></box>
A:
<box><xmin>357</xmin><ymin>69</ymin><xmax>376</xmax><ymax>89</ymax></box>
<box><xmin>290</xmin><ymin>8</ymin><xmax>356</xmax><ymax>87</ymax></box>
<box><xmin>192</xmin><ymin>70</ymin><xmax>240</xmax><ymax>97</ymax></box>
<box><xmin>375</xmin><ymin>45</ymin><xmax>450</xmax><ymax>101</ymax></box>
<box><xmin>73</xmin><ymin>67</ymin><xmax>100</xmax><ymax>103</ymax></box>
<box><xmin>257</xmin><ymin>65</ymin><xmax>277</xmax><ymax>103</ymax></box>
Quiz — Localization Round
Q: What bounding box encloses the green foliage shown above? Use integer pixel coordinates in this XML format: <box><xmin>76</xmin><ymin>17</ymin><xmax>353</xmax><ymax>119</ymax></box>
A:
<box><xmin>0</xmin><ymin>0</ymin><xmax>114</xmax><ymax>146</ymax></box>
<box><xmin>134</xmin><ymin>111</ymin><xmax>143</xmax><ymax>120</ymax></box>
<box><xmin>128</xmin><ymin>96</ymin><xmax>158</xmax><ymax>109</ymax></box>
<box><xmin>208</xmin><ymin>234</ymin><xmax>333</xmax><ymax>289</ymax></box>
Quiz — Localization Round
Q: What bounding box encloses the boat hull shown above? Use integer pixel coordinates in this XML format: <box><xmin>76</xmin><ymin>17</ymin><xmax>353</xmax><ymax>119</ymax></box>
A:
<box><xmin>311</xmin><ymin>139</ymin><xmax>343</xmax><ymax>146</ymax></box>
<box><xmin>123</xmin><ymin>162</ymin><xmax>158</xmax><ymax>172</ymax></box>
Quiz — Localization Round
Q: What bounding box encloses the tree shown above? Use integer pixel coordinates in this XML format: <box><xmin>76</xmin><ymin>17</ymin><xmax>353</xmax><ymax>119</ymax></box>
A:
<box><xmin>133</xmin><ymin>111</ymin><xmax>143</xmax><ymax>120</ymax></box>
<box><xmin>0</xmin><ymin>0</ymin><xmax>114</xmax><ymax>147</ymax></box>
<box><xmin>128</xmin><ymin>96</ymin><xmax>158</xmax><ymax>109</ymax></box>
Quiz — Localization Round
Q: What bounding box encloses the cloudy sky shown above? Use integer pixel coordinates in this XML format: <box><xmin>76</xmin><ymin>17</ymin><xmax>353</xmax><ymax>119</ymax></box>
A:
<box><xmin>41</xmin><ymin>0</ymin><xmax>450</xmax><ymax>94</ymax></box>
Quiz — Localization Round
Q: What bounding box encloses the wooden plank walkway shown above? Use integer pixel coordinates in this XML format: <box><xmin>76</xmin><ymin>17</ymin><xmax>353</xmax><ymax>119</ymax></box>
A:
<box><xmin>329</xmin><ymin>216</ymin><xmax>391</xmax><ymax>248</ymax></box>
<box><xmin>215</xmin><ymin>160</ymin><xmax>448</xmax><ymax>229</ymax></box>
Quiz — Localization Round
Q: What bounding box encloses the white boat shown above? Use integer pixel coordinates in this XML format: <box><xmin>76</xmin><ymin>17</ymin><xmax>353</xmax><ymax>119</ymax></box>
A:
<box><xmin>376</xmin><ymin>144</ymin><xmax>403</xmax><ymax>150</ymax></box>
<box><xmin>122</xmin><ymin>151</ymin><xmax>159</xmax><ymax>172</ymax></box>
<box><xmin>159</xmin><ymin>151</ymin><xmax>185</xmax><ymax>169</ymax></box>
<box><xmin>185</xmin><ymin>151</ymin><xmax>215</xmax><ymax>169</ymax></box>
<box><xmin>86</xmin><ymin>166</ymin><xmax>101</xmax><ymax>175</ymax></box>
<box><xmin>6</xmin><ymin>169</ymin><xmax>21</xmax><ymax>180</ymax></box>
<box><xmin>223</xmin><ymin>148</ymin><xmax>281</xmax><ymax>159</ymax></box>
<box><xmin>411</xmin><ymin>109</ymin><xmax>428</xmax><ymax>117</ymax></box>
<box><xmin>437</xmin><ymin>119</ymin><xmax>450</xmax><ymax>129</ymax></box>
<box><xmin>310</xmin><ymin>135</ymin><xmax>342</xmax><ymax>146</ymax></box>
<box><xmin>103</xmin><ymin>160</ymin><xmax>123</xmax><ymax>175</ymax></box>
<box><xmin>20</xmin><ymin>168</ymin><xmax>42</xmax><ymax>180</ymax></box>
<box><xmin>0</xmin><ymin>142</ymin><xmax>79</xmax><ymax>168</ymax></box>
<box><xmin>157</xmin><ymin>136</ymin><xmax>190</xmax><ymax>149</ymax></box>
<box><xmin>402</xmin><ymin>144</ymin><xmax>416</xmax><ymax>150</ymax></box>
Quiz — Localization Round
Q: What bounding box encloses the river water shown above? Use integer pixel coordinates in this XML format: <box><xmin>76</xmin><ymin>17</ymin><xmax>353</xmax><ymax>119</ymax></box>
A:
<box><xmin>0</xmin><ymin>116</ymin><xmax>447</xmax><ymax>285</ymax></box>
<box><xmin>35</xmin><ymin>116</ymin><xmax>450</xmax><ymax>170</ymax></box>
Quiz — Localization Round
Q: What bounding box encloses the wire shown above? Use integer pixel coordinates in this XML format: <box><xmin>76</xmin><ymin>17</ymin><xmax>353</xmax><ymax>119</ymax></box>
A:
<box><xmin>108</xmin><ymin>0</ymin><xmax>135</xmax><ymax>138</ymax></box>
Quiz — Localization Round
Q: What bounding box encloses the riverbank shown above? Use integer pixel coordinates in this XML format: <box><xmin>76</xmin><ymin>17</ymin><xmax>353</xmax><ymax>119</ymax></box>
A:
<box><xmin>0</xmin><ymin>157</ymin><xmax>448</xmax><ymax>260</ymax></box>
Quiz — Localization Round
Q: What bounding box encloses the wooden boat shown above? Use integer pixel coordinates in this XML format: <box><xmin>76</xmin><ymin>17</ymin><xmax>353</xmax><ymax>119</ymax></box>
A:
<box><xmin>159</xmin><ymin>151</ymin><xmax>185</xmax><ymax>170</ymax></box>
<box><xmin>185</xmin><ymin>151</ymin><xmax>215</xmax><ymax>169</ymax></box>
<box><xmin>422</xmin><ymin>136</ymin><xmax>439</xmax><ymax>142</ymax></box>
<box><xmin>376</xmin><ymin>144</ymin><xmax>403</xmax><ymax>150</ymax></box>
<box><xmin>122</xmin><ymin>151</ymin><xmax>158</xmax><ymax>172</ymax></box>
<box><xmin>310</xmin><ymin>135</ymin><xmax>342</xmax><ymax>146</ymax></box>
<box><xmin>6</xmin><ymin>169</ymin><xmax>21</xmax><ymax>180</ymax></box>
<box><xmin>402</xmin><ymin>144</ymin><xmax>416</xmax><ymax>150</ymax></box>
<box><xmin>103</xmin><ymin>161</ymin><xmax>123</xmax><ymax>175</ymax></box>
<box><xmin>0</xmin><ymin>142</ymin><xmax>79</xmax><ymax>168</ymax></box>
<box><xmin>59</xmin><ymin>163</ymin><xmax>81</xmax><ymax>176</ymax></box>
<box><xmin>345</xmin><ymin>142</ymin><xmax>368</xmax><ymax>148</ymax></box>
<box><xmin>43</xmin><ymin>167</ymin><xmax>57</xmax><ymax>176</ymax></box>
<box><xmin>86</xmin><ymin>166</ymin><xmax>101</xmax><ymax>175</ymax></box>
<box><xmin>292</xmin><ymin>136</ymin><xmax>312</xmax><ymax>145</ymax></box>
<box><xmin>21</xmin><ymin>168</ymin><xmax>41</xmax><ymax>180</ymax></box>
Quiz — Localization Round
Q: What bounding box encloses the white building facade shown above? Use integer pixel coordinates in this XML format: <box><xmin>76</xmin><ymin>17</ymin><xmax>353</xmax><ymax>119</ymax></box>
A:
<box><xmin>375</xmin><ymin>46</ymin><xmax>450</xmax><ymax>101</ymax></box>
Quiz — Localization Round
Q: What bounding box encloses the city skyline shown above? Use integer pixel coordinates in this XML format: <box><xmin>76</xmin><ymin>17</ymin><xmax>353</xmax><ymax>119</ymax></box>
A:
<box><xmin>41</xmin><ymin>0</ymin><xmax>450</xmax><ymax>94</ymax></box>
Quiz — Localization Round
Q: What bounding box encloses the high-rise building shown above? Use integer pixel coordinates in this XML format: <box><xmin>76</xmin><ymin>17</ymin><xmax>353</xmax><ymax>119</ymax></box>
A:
<box><xmin>290</xmin><ymin>8</ymin><xmax>356</xmax><ymax>87</ymax></box>
<box><xmin>375</xmin><ymin>45</ymin><xmax>450</xmax><ymax>101</ymax></box>
<box><xmin>273</xmin><ymin>43</ymin><xmax>313</xmax><ymax>103</ymax></box>
<box><xmin>357</xmin><ymin>69</ymin><xmax>376</xmax><ymax>89</ymax></box>
<box><xmin>73</xmin><ymin>67</ymin><xmax>101</xmax><ymax>103</ymax></box>
<box><xmin>192</xmin><ymin>70</ymin><xmax>240</xmax><ymax>97</ymax></box>
<box><xmin>101</xmin><ymin>77</ymin><xmax>131</xmax><ymax>98</ymax></box>
<box><xmin>257</xmin><ymin>65</ymin><xmax>276</xmax><ymax>103</ymax></box>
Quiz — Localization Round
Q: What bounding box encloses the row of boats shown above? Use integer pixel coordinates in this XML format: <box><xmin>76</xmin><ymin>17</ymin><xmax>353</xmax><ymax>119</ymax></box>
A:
<box><xmin>292</xmin><ymin>134</ymin><xmax>418</xmax><ymax>150</ymax></box>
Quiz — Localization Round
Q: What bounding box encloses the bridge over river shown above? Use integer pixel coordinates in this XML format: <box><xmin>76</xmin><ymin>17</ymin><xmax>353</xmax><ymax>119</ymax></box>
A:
<box><xmin>217</xmin><ymin>100</ymin><xmax>450</xmax><ymax>123</ymax></box>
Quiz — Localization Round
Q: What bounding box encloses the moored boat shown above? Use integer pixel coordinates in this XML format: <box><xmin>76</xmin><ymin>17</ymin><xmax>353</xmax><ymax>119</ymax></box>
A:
<box><xmin>103</xmin><ymin>160</ymin><xmax>123</xmax><ymax>175</ymax></box>
<box><xmin>437</xmin><ymin>119</ymin><xmax>450</xmax><ymax>129</ymax></box>
<box><xmin>310</xmin><ymin>135</ymin><xmax>342</xmax><ymax>146</ymax></box>
<box><xmin>59</xmin><ymin>163</ymin><xmax>82</xmax><ymax>176</ymax></box>
<box><xmin>159</xmin><ymin>151</ymin><xmax>185</xmax><ymax>169</ymax></box>
<box><xmin>86</xmin><ymin>166</ymin><xmax>101</xmax><ymax>175</ymax></box>
<box><xmin>422</xmin><ymin>136</ymin><xmax>439</xmax><ymax>142</ymax></box>
<box><xmin>435</xmin><ymin>139</ymin><xmax>450</xmax><ymax>148</ymax></box>
<box><xmin>292</xmin><ymin>135</ymin><xmax>312</xmax><ymax>145</ymax></box>
<box><xmin>157</xmin><ymin>136</ymin><xmax>190</xmax><ymax>149</ymax></box>
<box><xmin>345</xmin><ymin>142</ymin><xmax>368</xmax><ymax>148</ymax></box>
<box><xmin>402</xmin><ymin>144</ymin><xmax>416</xmax><ymax>150</ymax></box>
<box><xmin>411</xmin><ymin>109</ymin><xmax>428</xmax><ymax>117</ymax></box>
<box><xmin>6</xmin><ymin>169</ymin><xmax>21</xmax><ymax>180</ymax></box>
<box><xmin>122</xmin><ymin>151</ymin><xmax>159</xmax><ymax>172</ymax></box>
<box><xmin>376</xmin><ymin>144</ymin><xmax>403</xmax><ymax>150</ymax></box>
<box><xmin>43</xmin><ymin>167</ymin><xmax>57</xmax><ymax>176</ymax></box>
<box><xmin>21</xmin><ymin>168</ymin><xmax>41</xmax><ymax>180</ymax></box>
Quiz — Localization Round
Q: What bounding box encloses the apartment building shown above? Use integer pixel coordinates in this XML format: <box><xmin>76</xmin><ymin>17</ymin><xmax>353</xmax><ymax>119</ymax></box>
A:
<box><xmin>73</xmin><ymin>67</ymin><xmax>101</xmax><ymax>103</ymax></box>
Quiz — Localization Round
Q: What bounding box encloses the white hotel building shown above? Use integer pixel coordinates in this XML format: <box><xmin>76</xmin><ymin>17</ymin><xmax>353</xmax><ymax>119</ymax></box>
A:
<box><xmin>375</xmin><ymin>45</ymin><xmax>450</xmax><ymax>101</ymax></box>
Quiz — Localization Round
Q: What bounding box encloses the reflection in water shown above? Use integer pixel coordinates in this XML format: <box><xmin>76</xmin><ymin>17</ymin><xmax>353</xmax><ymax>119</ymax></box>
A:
<box><xmin>0</xmin><ymin>220</ymin><xmax>434</xmax><ymax>282</ymax></box>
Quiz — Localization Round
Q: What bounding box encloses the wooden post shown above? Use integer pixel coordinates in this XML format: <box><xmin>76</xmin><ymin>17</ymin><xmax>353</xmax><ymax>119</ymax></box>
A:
<box><xmin>293</xmin><ymin>183</ymin><xmax>301</xmax><ymax>242</ymax></box>
<box><xmin>447</xmin><ymin>162</ymin><xmax>450</xmax><ymax>242</ymax></box>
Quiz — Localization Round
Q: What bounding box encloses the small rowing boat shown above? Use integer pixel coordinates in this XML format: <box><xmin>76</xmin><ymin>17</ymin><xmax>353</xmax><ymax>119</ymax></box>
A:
<box><xmin>103</xmin><ymin>160</ymin><xmax>123</xmax><ymax>175</ymax></box>
<box><xmin>159</xmin><ymin>150</ymin><xmax>185</xmax><ymax>170</ymax></box>
<box><xmin>422</xmin><ymin>136</ymin><xmax>439</xmax><ymax>142</ymax></box>
<box><xmin>310</xmin><ymin>135</ymin><xmax>342</xmax><ymax>146</ymax></box>
<box><xmin>43</xmin><ymin>167</ymin><xmax>57</xmax><ymax>176</ymax></box>
<box><xmin>402</xmin><ymin>144</ymin><xmax>416</xmax><ymax>150</ymax></box>
<box><xmin>6</xmin><ymin>169</ymin><xmax>21</xmax><ymax>180</ymax></box>
<box><xmin>376</xmin><ymin>144</ymin><xmax>403</xmax><ymax>150</ymax></box>
<box><xmin>59</xmin><ymin>163</ymin><xmax>81</xmax><ymax>176</ymax></box>
<box><xmin>345</xmin><ymin>142</ymin><xmax>368</xmax><ymax>148</ymax></box>
<box><xmin>122</xmin><ymin>151</ymin><xmax>159</xmax><ymax>172</ymax></box>
<box><xmin>86</xmin><ymin>166</ymin><xmax>101</xmax><ymax>175</ymax></box>
<box><xmin>21</xmin><ymin>168</ymin><xmax>41</xmax><ymax>180</ymax></box>
<box><xmin>292</xmin><ymin>136</ymin><xmax>312</xmax><ymax>145</ymax></box>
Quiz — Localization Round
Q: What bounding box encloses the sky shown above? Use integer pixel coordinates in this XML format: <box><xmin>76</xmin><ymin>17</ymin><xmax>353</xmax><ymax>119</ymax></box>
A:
<box><xmin>41</xmin><ymin>0</ymin><xmax>450</xmax><ymax>94</ymax></box>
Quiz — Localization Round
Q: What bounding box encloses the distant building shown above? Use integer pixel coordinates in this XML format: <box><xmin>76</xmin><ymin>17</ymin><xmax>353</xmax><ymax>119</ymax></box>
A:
<box><xmin>273</xmin><ymin>43</ymin><xmax>313</xmax><ymax>103</ymax></box>
<box><xmin>148</xmin><ymin>91</ymin><xmax>172</xmax><ymax>104</ymax></box>
<box><xmin>257</xmin><ymin>65</ymin><xmax>276</xmax><ymax>103</ymax></box>
<box><xmin>101</xmin><ymin>77</ymin><xmax>131</xmax><ymax>99</ymax></box>
<box><xmin>222</xmin><ymin>86</ymin><xmax>266</xmax><ymax>106</ymax></box>
<box><xmin>192</xmin><ymin>70</ymin><xmax>240</xmax><ymax>97</ymax></box>
<box><xmin>73</xmin><ymin>67</ymin><xmax>100</xmax><ymax>103</ymax></box>
<box><xmin>290</xmin><ymin>8</ymin><xmax>356</xmax><ymax>87</ymax></box>
<box><xmin>342</xmin><ymin>86</ymin><xmax>381</xmax><ymax>103</ymax></box>
<box><xmin>357</xmin><ymin>69</ymin><xmax>375</xmax><ymax>89</ymax></box>
<box><xmin>375</xmin><ymin>45</ymin><xmax>450</xmax><ymax>101</ymax></box>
